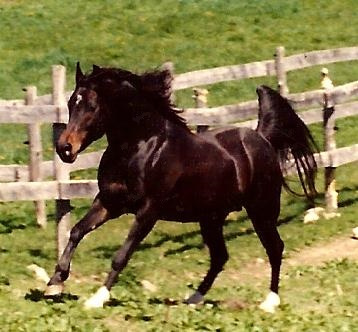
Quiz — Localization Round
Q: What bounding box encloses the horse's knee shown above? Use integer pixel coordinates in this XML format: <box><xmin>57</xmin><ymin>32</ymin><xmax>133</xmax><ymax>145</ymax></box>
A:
<box><xmin>69</xmin><ymin>225</ymin><xmax>83</xmax><ymax>244</ymax></box>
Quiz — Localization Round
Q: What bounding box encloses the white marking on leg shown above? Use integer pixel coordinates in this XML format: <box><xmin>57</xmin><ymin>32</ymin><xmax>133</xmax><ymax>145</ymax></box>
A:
<box><xmin>84</xmin><ymin>286</ymin><xmax>110</xmax><ymax>309</ymax></box>
<box><xmin>259</xmin><ymin>291</ymin><xmax>280</xmax><ymax>313</ymax></box>
<box><xmin>44</xmin><ymin>284</ymin><xmax>64</xmax><ymax>296</ymax></box>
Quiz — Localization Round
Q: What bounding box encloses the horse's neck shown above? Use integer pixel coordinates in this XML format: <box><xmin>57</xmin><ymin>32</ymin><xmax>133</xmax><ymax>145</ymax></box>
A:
<box><xmin>105</xmin><ymin>111</ymin><xmax>165</xmax><ymax>150</ymax></box>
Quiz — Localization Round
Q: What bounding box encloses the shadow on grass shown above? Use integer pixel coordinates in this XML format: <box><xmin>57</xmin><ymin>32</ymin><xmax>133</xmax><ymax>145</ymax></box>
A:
<box><xmin>148</xmin><ymin>296</ymin><xmax>247</xmax><ymax>310</ymax></box>
<box><xmin>28</xmin><ymin>249</ymin><xmax>51</xmax><ymax>260</ymax></box>
<box><xmin>338</xmin><ymin>185</ymin><xmax>358</xmax><ymax>208</ymax></box>
<box><xmin>147</xmin><ymin>296</ymin><xmax>222</xmax><ymax>307</ymax></box>
<box><xmin>106</xmin><ymin>298</ymin><xmax>127</xmax><ymax>307</ymax></box>
<box><xmin>25</xmin><ymin>289</ymin><xmax>78</xmax><ymax>303</ymax></box>
<box><xmin>93</xmin><ymin>228</ymin><xmax>203</xmax><ymax>259</ymax></box>
<box><xmin>91</xmin><ymin>186</ymin><xmax>358</xmax><ymax>259</ymax></box>
<box><xmin>0</xmin><ymin>219</ymin><xmax>26</xmax><ymax>234</ymax></box>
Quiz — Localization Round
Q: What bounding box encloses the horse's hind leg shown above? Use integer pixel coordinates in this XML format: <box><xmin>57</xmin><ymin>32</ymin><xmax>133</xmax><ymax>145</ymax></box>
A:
<box><xmin>245</xmin><ymin>197</ymin><xmax>284</xmax><ymax>313</ymax></box>
<box><xmin>185</xmin><ymin>218</ymin><xmax>228</xmax><ymax>304</ymax></box>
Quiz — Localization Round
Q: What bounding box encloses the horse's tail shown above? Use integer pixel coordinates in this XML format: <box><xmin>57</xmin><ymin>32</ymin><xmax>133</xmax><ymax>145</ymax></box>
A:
<box><xmin>255</xmin><ymin>85</ymin><xmax>318</xmax><ymax>199</ymax></box>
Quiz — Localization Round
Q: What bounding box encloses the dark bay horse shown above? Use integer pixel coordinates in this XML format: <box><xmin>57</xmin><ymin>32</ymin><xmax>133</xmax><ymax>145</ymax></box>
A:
<box><xmin>45</xmin><ymin>63</ymin><xmax>317</xmax><ymax>312</ymax></box>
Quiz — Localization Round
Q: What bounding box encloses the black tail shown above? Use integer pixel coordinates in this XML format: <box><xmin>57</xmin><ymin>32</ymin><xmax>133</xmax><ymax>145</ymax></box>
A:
<box><xmin>255</xmin><ymin>85</ymin><xmax>318</xmax><ymax>199</ymax></box>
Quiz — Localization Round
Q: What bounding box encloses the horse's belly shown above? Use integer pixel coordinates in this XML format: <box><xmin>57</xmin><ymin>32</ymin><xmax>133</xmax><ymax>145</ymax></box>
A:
<box><xmin>159</xmin><ymin>189</ymin><xmax>242</xmax><ymax>222</ymax></box>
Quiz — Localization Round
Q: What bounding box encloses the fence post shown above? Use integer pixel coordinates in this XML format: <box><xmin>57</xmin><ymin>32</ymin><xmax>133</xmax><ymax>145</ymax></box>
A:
<box><xmin>193</xmin><ymin>88</ymin><xmax>209</xmax><ymax>133</ymax></box>
<box><xmin>321</xmin><ymin>68</ymin><xmax>340</xmax><ymax>218</ymax></box>
<box><xmin>275</xmin><ymin>46</ymin><xmax>289</xmax><ymax>96</ymax></box>
<box><xmin>52</xmin><ymin>65</ymin><xmax>71</xmax><ymax>260</ymax></box>
<box><xmin>25</xmin><ymin>86</ymin><xmax>47</xmax><ymax>228</ymax></box>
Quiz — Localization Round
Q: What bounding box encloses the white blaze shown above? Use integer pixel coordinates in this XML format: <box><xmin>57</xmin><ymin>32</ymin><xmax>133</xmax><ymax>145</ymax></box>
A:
<box><xmin>76</xmin><ymin>94</ymin><xmax>83</xmax><ymax>105</ymax></box>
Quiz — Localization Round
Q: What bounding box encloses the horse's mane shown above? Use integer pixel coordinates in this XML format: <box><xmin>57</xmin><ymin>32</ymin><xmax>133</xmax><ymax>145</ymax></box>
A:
<box><xmin>87</xmin><ymin>66</ymin><xmax>188</xmax><ymax>129</ymax></box>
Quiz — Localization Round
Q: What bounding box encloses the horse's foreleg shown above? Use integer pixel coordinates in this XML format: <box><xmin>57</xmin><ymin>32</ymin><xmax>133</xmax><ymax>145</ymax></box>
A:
<box><xmin>185</xmin><ymin>219</ymin><xmax>228</xmax><ymax>305</ymax></box>
<box><xmin>45</xmin><ymin>196</ymin><xmax>110</xmax><ymax>296</ymax></box>
<box><xmin>84</xmin><ymin>201</ymin><xmax>157</xmax><ymax>309</ymax></box>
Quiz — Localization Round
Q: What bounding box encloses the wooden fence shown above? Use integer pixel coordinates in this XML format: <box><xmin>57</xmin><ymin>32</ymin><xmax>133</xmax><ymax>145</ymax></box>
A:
<box><xmin>0</xmin><ymin>46</ymin><xmax>358</xmax><ymax>259</ymax></box>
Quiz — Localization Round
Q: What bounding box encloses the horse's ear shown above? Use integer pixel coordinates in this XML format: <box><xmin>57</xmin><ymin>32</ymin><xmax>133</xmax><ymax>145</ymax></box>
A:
<box><xmin>92</xmin><ymin>64</ymin><xmax>101</xmax><ymax>74</ymax></box>
<box><xmin>76</xmin><ymin>62</ymin><xmax>84</xmax><ymax>83</ymax></box>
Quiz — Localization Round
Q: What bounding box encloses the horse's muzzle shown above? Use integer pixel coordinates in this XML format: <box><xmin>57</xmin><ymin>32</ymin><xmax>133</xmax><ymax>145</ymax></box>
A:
<box><xmin>56</xmin><ymin>141</ymin><xmax>78</xmax><ymax>163</ymax></box>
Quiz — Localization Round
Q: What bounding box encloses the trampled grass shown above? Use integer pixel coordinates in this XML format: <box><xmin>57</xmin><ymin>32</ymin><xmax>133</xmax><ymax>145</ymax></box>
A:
<box><xmin>0</xmin><ymin>0</ymin><xmax>358</xmax><ymax>331</ymax></box>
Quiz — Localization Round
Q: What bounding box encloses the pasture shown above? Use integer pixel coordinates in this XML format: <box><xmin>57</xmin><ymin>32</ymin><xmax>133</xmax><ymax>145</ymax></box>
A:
<box><xmin>0</xmin><ymin>0</ymin><xmax>357</xmax><ymax>331</ymax></box>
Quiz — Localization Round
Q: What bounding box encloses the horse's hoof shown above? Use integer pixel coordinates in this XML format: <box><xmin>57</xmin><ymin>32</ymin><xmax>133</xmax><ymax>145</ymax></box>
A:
<box><xmin>184</xmin><ymin>291</ymin><xmax>204</xmax><ymax>305</ymax></box>
<box><xmin>259</xmin><ymin>291</ymin><xmax>280</xmax><ymax>313</ymax></box>
<box><xmin>84</xmin><ymin>286</ymin><xmax>110</xmax><ymax>309</ymax></box>
<box><xmin>44</xmin><ymin>284</ymin><xmax>64</xmax><ymax>297</ymax></box>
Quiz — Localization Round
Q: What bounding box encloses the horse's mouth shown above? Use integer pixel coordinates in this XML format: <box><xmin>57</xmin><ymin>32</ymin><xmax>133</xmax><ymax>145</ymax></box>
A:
<box><xmin>56</xmin><ymin>146</ymin><xmax>78</xmax><ymax>164</ymax></box>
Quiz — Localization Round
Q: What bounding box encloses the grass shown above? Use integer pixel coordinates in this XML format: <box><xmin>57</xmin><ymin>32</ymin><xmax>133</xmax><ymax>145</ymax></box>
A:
<box><xmin>0</xmin><ymin>0</ymin><xmax>358</xmax><ymax>101</ymax></box>
<box><xmin>0</xmin><ymin>162</ymin><xmax>357</xmax><ymax>331</ymax></box>
<box><xmin>0</xmin><ymin>0</ymin><xmax>358</xmax><ymax>330</ymax></box>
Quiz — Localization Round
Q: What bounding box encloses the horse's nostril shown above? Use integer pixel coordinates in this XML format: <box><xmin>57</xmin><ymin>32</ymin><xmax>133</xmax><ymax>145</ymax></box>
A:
<box><xmin>64</xmin><ymin>143</ymin><xmax>72</xmax><ymax>156</ymax></box>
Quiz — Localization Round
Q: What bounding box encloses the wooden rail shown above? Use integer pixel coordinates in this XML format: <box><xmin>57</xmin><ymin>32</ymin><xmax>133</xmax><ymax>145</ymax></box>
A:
<box><xmin>173</xmin><ymin>46</ymin><xmax>358</xmax><ymax>90</ymax></box>
<box><xmin>0</xmin><ymin>144</ymin><xmax>356</xmax><ymax>202</ymax></box>
<box><xmin>1</xmin><ymin>80</ymin><xmax>357</xmax><ymax>126</ymax></box>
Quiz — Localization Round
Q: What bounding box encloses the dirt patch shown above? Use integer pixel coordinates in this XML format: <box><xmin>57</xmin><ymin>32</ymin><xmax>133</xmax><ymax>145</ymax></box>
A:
<box><xmin>226</xmin><ymin>236</ymin><xmax>358</xmax><ymax>283</ymax></box>
<box><xmin>286</xmin><ymin>236</ymin><xmax>358</xmax><ymax>267</ymax></box>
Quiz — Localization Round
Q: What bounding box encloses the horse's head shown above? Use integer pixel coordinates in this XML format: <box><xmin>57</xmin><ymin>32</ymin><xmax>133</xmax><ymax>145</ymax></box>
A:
<box><xmin>56</xmin><ymin>63</ymin><xmax>102</xmax><ymax>162</ymax></box>
<box><xmin>57</xmin><ymin>63</ymin><xmax>122</xmax><ymax>163</ymax></box>
<box><xmin>57</xmin><ymin>62</ymin><xmax>177</xmax><ymax>163</ymax></box>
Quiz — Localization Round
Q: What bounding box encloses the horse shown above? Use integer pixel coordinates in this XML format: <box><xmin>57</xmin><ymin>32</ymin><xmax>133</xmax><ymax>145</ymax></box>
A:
<box><xmin>45</xmin><ymin>63</ymin><xmax>317</xmax><ymax>313</ymax></box>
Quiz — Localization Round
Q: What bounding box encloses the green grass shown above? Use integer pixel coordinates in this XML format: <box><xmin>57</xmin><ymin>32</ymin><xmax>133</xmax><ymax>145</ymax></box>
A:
<box><xmin>0</xmin><ymin>162</ymin><xmax>357</xmax><ymax>331</ymax></box>
<box><xmin>0</xmin><ymin>0</ymin><xmax>358</xmax><ymax>330</ymax></box>
<box><xmin>1</xmin><ymin>0</ymin><xmax>358</xmax><ymax>101</ymax></box>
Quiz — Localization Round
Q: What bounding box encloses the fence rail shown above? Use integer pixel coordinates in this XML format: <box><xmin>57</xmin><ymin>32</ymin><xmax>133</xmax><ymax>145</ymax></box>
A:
<box><xmin>2</xmin><ymin>79</ymin><xmax>357</xmax><ymax>126</ymax></box>
<box><xmin>173</xmin><ymin>46</ymin><xmax>358</xmax><ymax>90</ymax></box>
<box><xmin>0</xmin><ymin>143</ymin><xmax>356</xmax><ymax>202</ymax></box>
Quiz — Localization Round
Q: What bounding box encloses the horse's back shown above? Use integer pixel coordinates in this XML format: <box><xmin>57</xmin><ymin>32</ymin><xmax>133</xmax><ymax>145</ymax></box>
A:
<box><xmin>200</xmin><ymin>127</ymin><xmax>281</xmax><ymax>194</ymax></box>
